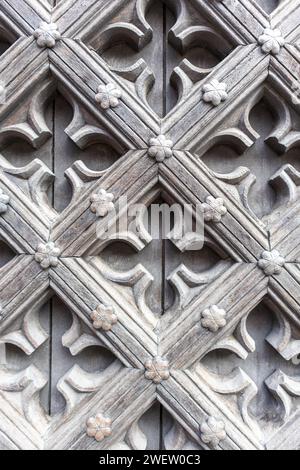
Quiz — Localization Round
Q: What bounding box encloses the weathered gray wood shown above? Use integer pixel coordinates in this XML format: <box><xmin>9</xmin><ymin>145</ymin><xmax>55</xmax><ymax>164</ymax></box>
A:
<box><xmin>0</xmin><ymin>0</ymin><xmax>300</xmax><ymax>451</ymax></box>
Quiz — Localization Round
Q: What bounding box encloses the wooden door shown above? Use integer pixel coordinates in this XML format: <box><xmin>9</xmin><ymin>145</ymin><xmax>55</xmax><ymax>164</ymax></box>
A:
<box><xmin>0</xmin><ymin>0</ymin><xmax>300</xmax><ymax>450</ymax></box>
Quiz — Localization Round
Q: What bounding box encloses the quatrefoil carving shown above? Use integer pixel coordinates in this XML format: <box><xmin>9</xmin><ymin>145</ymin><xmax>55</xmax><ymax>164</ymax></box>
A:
<box><xmin>198</xmin><ymin>88</ymin><xmax>300</xmax><ymax>221</ymax></box>
<box><xmin>196</xmin><ymin>303</ymin><xmax>300</xmax><ymax>446</ymax></box>
<box><xmin>95</xmin><ymin>0</ymin><xmax>235</xmax><ymax>115</ymax></box>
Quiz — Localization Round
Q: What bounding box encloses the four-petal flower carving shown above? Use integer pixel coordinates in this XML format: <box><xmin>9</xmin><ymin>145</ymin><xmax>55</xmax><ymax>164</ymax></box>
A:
<box><xmin>148</xmin><ymin>135</ymin><xmax>174</xmax><ymax>162</ymax></box>
<box><xmin>90</xmin><ymin>189</ymin><xmax>115</xmax><ymax>217</ymax></box>
<box><xmin>258</xmin><ymin>250</ymin><xmax>285</xmax><ymax>276</ymax></box>
<box><xmin>35</xmin><ymin>242</ymin><xmax>61</xmax><ymax>269</ymax></box>
<box><xmin>258</xmin><ymin>28</ymin><xmax>285</xmax><ymax>55</ymax></box>
<box><xmin>202</xmin><ymin>196</ymin><xmax>227</xmax><ymax>223</ymax></box>
<box><xmin>86</xmin><ymin>414</ymin><xmax>112</xmax><ymax>442</ymax></box>
<box><xmin>202</xmin><ymin>79</ymin><xmax>228</xmax><ymax>106</ymax></box>
<box><xmin>34</xmin><ymin>22</ymin><xmax>61</xmax><ymax>48</ymax></box>
<box><xmin>0</xmin><ymin>188</ymin><xmax>10</xmax><ymax>214</ymax></box>
<box><xmin>91</xmin><ymin>304</ymin><xmax>118</xmax><ymax>331</ymax></box>
<box><xmin>95</xmin><ymin>83</ymin><xmax>122</xmax><ymax>109</ymax></box>
<box><xmin>201</xmin><ymin>305</ymin><xmax>227</xmax><ymax>333</ymax></box>
<box><xmin>145</xmin><ymin>356</ymin><xmax>170</xmax><ymax>384</ymax></box>
<box><xmin>200</xmin><ymin>416</ymin><xmax>227</xmax><ymax>449</ymax></box>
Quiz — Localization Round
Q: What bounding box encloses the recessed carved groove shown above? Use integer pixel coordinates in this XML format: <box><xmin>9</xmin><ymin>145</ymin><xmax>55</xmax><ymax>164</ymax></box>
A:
<box><xmin>0</xmin><ymin>22</ymin><xmax>19</xmax><ymax>57</ymax></box>
<box><xmin>0</xmin><ymin>39</ymin><xmax>12</xmax><ymax>57</ymax></box>
<box><xmin>255</xmin><ymin>0</ymin><xmax>282</xmax><ymax>14</ymax></box>
<box><xmin>0</xmin><ymin>239</ymin><xmax>16</xmax><ymax>269</ymax></box>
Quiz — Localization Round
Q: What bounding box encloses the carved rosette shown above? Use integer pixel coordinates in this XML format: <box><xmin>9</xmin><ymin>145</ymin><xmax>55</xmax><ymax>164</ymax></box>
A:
<box><xmin>258</xmin><ymin>250</ymin><xmax>285</xmax><ymax>276</ymax></box>
<box><xmin>35</xmin><ymin>242</ymin><xmax>61</xmax><ymax>269</ymax></box>
<box><xmin>0</xmin><ymin>188</ymin><xmax>10</xmax><ymax>214</ymax></box>
<box><xmin>144</xmin><ymin>356</ymin><xmax>170</xmax><ymax>384</ymax></box>
<box><xmin>86</xmin><ymin>414</ymin><xmax>112</xmax><ymax>442</ymax></box>
<box><xmin>95</xmin><ymin>83</ymin><xmax>122</xmax><ymax>109</ymax></box>
<box><xmin>200</xmin><ymin>416</ymin><xmax>227</xmax><ymax>449</ymax></box>
<box><xmin>201</xmin><ymin>196</ymin><xmax>227</xmax><ymax>223</ymax></box>
<box><xmin>258</xmin><ymin>28</ymin><xmax>285</xmax><ymax>55</ymax></box>
<box><xmin>148</xmin><ymin>135</ymin><xmax>174</xmax><ymax>162</ymax></box>
<box><xmin>33</xmin><ymin>22</ymin><xmax>61</xmax><ymax>48</ymax></box>
<box><xmin>90</xmin><ymin>189</ymin><xmax>115</xmax><ymax>217</ymax></box>
<box><xmin>90</xmin><ymin>304</ymin><xmax>118</xmax><ymax>331</ymax></box>
<box><xmin>201</xmin><ymin>305</ymin><xmax>227</xmax><ymax>333</ymax></box>
<box><xmin>202</xmin><ymin>79</ymin><xmax>228</xmax><ymax>106</ymax></box>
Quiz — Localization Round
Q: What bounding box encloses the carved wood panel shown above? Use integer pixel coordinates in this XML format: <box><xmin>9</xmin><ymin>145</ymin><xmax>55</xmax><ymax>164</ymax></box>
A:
<box><xmin>0</xmin><ymin>0</ymin><xmax>300</xmax><ymax>450</ymax></box>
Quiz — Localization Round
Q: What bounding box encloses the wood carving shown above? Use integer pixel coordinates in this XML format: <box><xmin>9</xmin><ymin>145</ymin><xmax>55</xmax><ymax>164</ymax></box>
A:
<box><xmin>33</xmin><ymin>23</ymin><xmax>61</xmax><ymax>49</ymax></box>
<box><xmin>201</xmin><ymin>305</ymin><xmax>227</xmax><ymax>333</ymax></box>
<box><xmin>199</xmin><ymin>416</ymin><xmax>227</xmax><ymax>449</ymax></box>
<box><xmin>86</xmin><ymin>414</ymin><xmax>112</xmax><ymax>442</ymax></box>
<box><xmin>258</xmin><ymin>28</ymin><xmax>285</xmax><ymax>55</ymax></box>
<box><xmin>202</xmin><ymin>80</ymin><xmax>228</xmax><ymax>106</ymax></box>
<box><xmin>90</xmin><ymin>304</ymin><xmax>118</xmax><ymax>331</ymax></box>
<box><xmin>0</xmin><ymin>0</ymin><xmax>300</xmax><ymax>451</ymax></box>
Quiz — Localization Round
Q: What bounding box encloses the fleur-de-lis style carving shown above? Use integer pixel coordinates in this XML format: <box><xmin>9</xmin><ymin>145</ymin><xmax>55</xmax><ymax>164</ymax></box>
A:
<box><xmin>91</xmin><ymin>304</ymin><xmax>118</xmax><ymax>331</ymax></box>
<box><xmin>90</xmin><ymin>189</ymin><xmax>115</xmax><ymax>217</ymax></box>
<box><xmin>33</xmin><ymin>22</ymin><xmax>61</xmax><ymax>48</ymax></box>
<box><xmin>201</xmin><ymin>196</ymin><xmax>227</xmax><ymax>223</ymax></box>
<box><xmin>95</xmin><ymin>83</ymin><xmax>122</xmax><ymax>109</ymax></box>
<box><xmin>148</xmin><ymin>135</ymin><xmax>174</xmax><ymax>162</ymax></box>
<box><xmin>200</xmin><ymin>416</ymin><xmax>227</xmax><ymax>449</ymax></box>
<box><xmin>258</xmin><ymin>250</ymin><xmax>285</xmax><ymax>276</ymax></box>
<box><xmin>201</xmin><ymin>305</ymin><xmax>227</xmax><ymax>333</ymax></box>
<box><xmin>202</xmin><ymin>79</ymin><xmax>228</xmax><ymax>106</ymax></box>
<box><xmin>145</xmin><ymin>356</ymin><xmax>170</xmax><ymax>384</ymax></box>
<box><xmin>258</xmin><ymin>28</ymin><xmax>285</xmax><ymax>55</ymax></box>
<box><xmin>35</xmin><ymin>242</ymin><xmax>61</xmax><ymax>269</ymax></box>
<box><xmin>0</xmin><ymin>188</ymin><xmax>10</xmax><ymax>214</ymax></box>
<box><xmin>86</xmin><ymin>414</ymin><xmax>112</xmax><ymax>442</ymax></box>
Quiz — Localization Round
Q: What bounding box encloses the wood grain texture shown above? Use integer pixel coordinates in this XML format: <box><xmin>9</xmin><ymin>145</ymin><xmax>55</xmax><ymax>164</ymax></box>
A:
<box><xmin>0</xmin><ymin>0</ymin><xmax>300</xmax><ymax>450</ymax></box>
